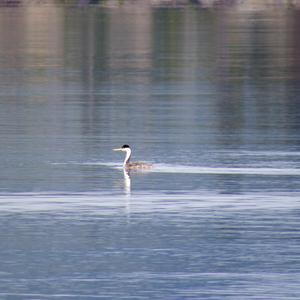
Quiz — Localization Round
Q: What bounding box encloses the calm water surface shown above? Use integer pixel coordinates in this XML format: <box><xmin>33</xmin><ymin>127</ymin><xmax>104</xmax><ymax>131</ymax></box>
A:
<box><xmin>0</xmin><ymin>3</ymin><xmax>300</xmax><ymax>299</ymax></box>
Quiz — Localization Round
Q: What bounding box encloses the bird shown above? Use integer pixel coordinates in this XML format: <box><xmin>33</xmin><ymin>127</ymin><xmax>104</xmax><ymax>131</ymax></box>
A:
<box><xmin>113</xmin><ymin>145</ymin><xmax>152</xmax><ymax>170</ymax></box>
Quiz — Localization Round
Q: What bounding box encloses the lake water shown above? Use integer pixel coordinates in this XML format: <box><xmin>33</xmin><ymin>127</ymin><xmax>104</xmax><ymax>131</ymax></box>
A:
<box><xmin>0</xmin><ymin>2</ymin><xmax>300</xmax><ymax>299</ymax></box>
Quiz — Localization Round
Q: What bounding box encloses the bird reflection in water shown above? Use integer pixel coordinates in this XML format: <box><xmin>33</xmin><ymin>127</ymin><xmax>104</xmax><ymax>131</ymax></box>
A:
<box><xmin>123</xmin><ymin>168</ymin><xmax>131</xmax><ymax>224</ymax></box>
<box><xmin>123</xmin><ymin>168</ymin><xmax>131</xmax><ymax>195</ymax></box>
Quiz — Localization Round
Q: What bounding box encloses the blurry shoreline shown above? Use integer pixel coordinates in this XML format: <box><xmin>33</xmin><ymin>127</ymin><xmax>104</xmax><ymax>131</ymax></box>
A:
<box><xmin>1</xmin><ymin>0</ymin><xmax>300</xmax><ymax>9</ymax></box>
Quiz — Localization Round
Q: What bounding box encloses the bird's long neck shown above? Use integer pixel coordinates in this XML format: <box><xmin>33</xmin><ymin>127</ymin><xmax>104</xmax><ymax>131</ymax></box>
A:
<box><xmin>123</xmin><ymin>148</ymin><xmax>131</xmax><ymax>166</ymax></box>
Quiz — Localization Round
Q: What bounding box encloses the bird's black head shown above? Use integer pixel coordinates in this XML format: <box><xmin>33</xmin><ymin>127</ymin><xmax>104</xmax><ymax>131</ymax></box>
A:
<box><xmin>122</xmin><ymin>145</ymin><xmax>130</xmax><ymax>149</ymax></box>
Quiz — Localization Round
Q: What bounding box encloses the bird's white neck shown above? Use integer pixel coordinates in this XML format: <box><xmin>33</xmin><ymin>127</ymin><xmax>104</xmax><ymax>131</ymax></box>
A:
<box><xmin>123</xmin><ymin>148</ymin><xmax>132</xmax><ymax>166</ymax></box>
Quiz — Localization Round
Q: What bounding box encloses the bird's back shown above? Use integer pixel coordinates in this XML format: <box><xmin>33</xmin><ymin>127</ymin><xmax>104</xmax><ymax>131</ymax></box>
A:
<box><xmin>126</xmin><ymin>162</ymin><xmax>152</xmax><ymax>170</ymax></box>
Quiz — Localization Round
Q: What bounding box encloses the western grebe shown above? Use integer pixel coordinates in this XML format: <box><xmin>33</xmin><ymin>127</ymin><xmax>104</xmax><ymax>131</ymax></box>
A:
<box><xmin>113</xmin><ymin>145</ymin><xmax>152</xmax><ymax>170</ymax></box>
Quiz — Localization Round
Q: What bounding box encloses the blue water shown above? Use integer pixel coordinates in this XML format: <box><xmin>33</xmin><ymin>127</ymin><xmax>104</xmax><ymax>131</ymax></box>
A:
<box><xmin>0</xmin><ymin>2</ymin><xmax>300</xmax><ymax>299</ymax></box>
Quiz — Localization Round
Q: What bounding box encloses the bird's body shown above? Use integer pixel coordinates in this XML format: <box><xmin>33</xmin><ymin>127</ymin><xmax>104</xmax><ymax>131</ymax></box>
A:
<box><xmin>113</xmin><ymin>145</ymin><xmax>152</xmax><ymax>170</ymax></box>
<box><xmin>125</xmin><ymin>161</ymin><xmax>153</xmax><ymax>170</ymax></box>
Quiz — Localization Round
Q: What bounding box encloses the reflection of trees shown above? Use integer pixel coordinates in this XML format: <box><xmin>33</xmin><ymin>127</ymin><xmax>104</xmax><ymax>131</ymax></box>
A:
<box><xmin>56</xmin><ymin>0</ymin><xmax>102</xmax><ymax>5</ymax></box>
<box><xmin>287</xmin><ymin>9</ymin><xmax>300</xmax><ymax>140</ymax></box>
<box><xmin>152</xmin><ymin>9</ymin><xmax>184</xmax><ymax>82</ymax></box>
<box><xmin>3</xmin><ymin>2</ymin><xmax>296</xmax><ymax>153</ymax></box>
<box><xmin>215</xmin><ymin>9</ymin><xmax>296</xmax><ymax>147</ymax></box>
<box><xmin>63</xmin><ymin>7</ymin><xmax>110</xmax><ymax>142</ymax></box>
<box><xmin>0</xmin><ymin>0</ymin><xmax>21</xmax><ymax>6</ymax></box>
<box><xmin>53</xmin><ymin>0</ymin><xmax>300</xmax><ymax>8</ymax></box>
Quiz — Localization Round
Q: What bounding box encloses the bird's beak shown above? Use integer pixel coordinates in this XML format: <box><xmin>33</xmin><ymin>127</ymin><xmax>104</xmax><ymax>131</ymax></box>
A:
<box><xmin>113</xmin><ymin>148</ymin><xmax>122</xmax><ymax>151</ymax></box>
